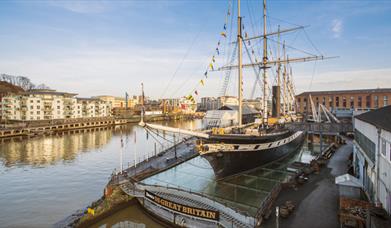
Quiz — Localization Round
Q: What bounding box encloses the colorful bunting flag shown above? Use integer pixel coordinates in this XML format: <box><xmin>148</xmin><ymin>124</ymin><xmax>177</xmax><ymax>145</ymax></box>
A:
<box><xmin>212</xmin><ymin>56</ymin><xmax>215</xmax><ymax>62</ymax></box>
<box><xmin>204</xmin><ymin>71</ymin><xmax>208</xmax><ymax>78</ymax></box>
<box><xmin>216</xmin><ymin>48</ymin><xmax>220</xmax><ymax>55</ymax></box>
<box><xmin>209</xmin><ymin>63</ymin><xmax>214</xmax><ymax>70</ymax></box>
<box><xmin>87</xmin><ymin>208</ymin><xmax>95</xmax><ymax>216</ymax></box>
<box><xmin>220</xmin><ymin>32</ymin><xmax>227</xmax><ymax>38</ymax></box>
<box><xmin>223</xmin><ymin>24</ymin><xmax>227</xmax><ymax>30</ymax></box>
<box><xmin>218</xmin><ymin>41</ymin><xmax>220</xmax><ymax>46</ymax></box>
<box><xmin>195</xmin><ymin>90</ymin><xmax>198</xmax><ymax>95</ymax></box>
<box><xmin>245</xmin><ymin>32</ymin><xmax>248</xmax><ymax>38</ymax></box>
<box><xmin>200</xmin><ymin>79</ymin><xmax>205</xmax><ymax>86</ymax></box>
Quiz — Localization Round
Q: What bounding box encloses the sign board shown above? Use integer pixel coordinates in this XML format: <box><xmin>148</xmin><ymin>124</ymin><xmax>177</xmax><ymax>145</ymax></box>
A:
<box><xmin>145</xmin><ymin>190</ymin><xmax>220</xmax><ymax>221</ymax></box>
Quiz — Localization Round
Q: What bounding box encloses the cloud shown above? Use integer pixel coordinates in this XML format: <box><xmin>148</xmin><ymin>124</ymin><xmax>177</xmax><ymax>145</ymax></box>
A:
<box><xmin>331</xmin><ymin>19</ymin><xmax>343</xmax><ymax>38</ymax></box>
<box><xmin>49</xmin><ymin>0</ymin><xmax>110</xmax><ymax>14</ymax></box>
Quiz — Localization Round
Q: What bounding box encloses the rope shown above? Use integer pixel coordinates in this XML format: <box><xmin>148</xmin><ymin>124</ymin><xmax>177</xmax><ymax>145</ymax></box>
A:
<box><xmin>145</xmin><ymin>126</ymin><xmax>174</xmax><ymax>144</ymax></box>
<box><xmin>160</xmin><ymin>28</ymin><xmax>202</xmax><ymax>98</ymax></box>
<box><xmin>308</xmin><ymin>60</ymin><xmax>318</xmax><ymax>90</ymax></box>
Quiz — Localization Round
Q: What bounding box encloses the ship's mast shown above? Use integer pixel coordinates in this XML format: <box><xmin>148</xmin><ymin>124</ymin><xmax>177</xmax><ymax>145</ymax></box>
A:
<box><xmin>262</xmin><ymin>0</ymin><xmax>268</xmax><ymax>126</ymax></box>
<box><xmin>140</xmin><ymin>82</ymin><xmax>145</xmax><ymax>125</ymax></box>
<box><xmin>283</xmin><ymin>41</ymin><xmax>287</xmax><ymax>115</ymax></box>
<box><xmin>237</xmin><ymin>0</ymin><xmax>243</xmax><ymax>127</ymax></box>
<box><xmin>277</xmin><ymin>25</ymin><xmax>281</xmax><ymax>88</ymax></box>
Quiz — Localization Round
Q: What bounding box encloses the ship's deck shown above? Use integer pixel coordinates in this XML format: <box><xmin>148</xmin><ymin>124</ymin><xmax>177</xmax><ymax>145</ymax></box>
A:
<box><xmin>141</xmin><ymin>141</ymin><xmax>323</xmax><ymax>216</ymax></box>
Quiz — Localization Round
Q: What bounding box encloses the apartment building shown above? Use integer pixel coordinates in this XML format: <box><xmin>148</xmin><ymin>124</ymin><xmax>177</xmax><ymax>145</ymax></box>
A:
<box><xmin>198</xmin><ymin>96</ymin><xmax>239</xmax><ymax>111</ymax></box>
<box><xmin>0</xmin><ymin>89</ymin><xmax>111</xmax><ymax>121</ymax></box>
<box><xmin>295</xmin><ymin>88</ymin><xmax>391</xmax><ymax>115</ymax></box>
<box><xmin>94</xmin><ymin>95</ymin><xmax>138</xmax><ymax>109</ymax></box>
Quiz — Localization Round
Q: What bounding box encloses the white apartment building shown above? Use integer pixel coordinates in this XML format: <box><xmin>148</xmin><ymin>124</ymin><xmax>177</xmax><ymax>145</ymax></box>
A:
<box><xmin>0</xmin><ymin>89</ymin><xmax>111</xmax><ymax>121</ymax></box>
<box><xmin>353</xmin><ymin>105</ymin><xmax>391</xmax><ymax>214</ymax></box>
<box><xmin>199</xmin><ymin>96</ymin><xmax>239</xmax><ymax>111</ymax></box>
<box><xmin>94</xmin><ymin>95</ymin><xmax>138</xmax><ymax>109</ymax></box>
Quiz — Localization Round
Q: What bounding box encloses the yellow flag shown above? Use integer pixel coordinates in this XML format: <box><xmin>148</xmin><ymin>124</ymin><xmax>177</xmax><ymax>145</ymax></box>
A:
<box><xmin>87</xmin><ymin>208</ymin><xmax>95</xmax><ymax>216</ymax></box>
<box><xmin>200</xmin><ymin>80</ymin><xmax>204</xmax><ymax>86</ymax></box>
<box><xmin>209</xmin><ymin>63</ymin><xmax>214</xmax><ymax>70</ymax></box>
<box><xmin>220</xmin><ymin>32</ymin><xmax>227</xmax><ymax>38</ymax></box>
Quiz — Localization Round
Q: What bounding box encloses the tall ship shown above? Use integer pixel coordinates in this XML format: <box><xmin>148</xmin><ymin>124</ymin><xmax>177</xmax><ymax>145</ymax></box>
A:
<box><xmin>140</xmin><ymin>0</ymin><xmax>333</xmax><ymax>178</ymax></box>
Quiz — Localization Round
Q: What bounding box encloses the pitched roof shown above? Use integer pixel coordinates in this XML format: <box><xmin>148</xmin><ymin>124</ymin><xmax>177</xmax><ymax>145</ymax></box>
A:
<box><xmin>24</xmin><ymin>89</ymin><xmax>77</xmax><ymax>97</ymax></box>
<box><xmin>355</xmin><ymin>105</ymin><xmax>391</xmax><ymax>132</ymax></box>
<box><xmin>296</xmin><ymin>88</ymin><xmax>391</xmax><ymax>97</ymax></box>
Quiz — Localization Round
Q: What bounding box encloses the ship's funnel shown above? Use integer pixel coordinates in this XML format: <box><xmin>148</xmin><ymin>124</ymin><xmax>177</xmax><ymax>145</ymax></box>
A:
<box><xmin>272</xmin><ymin>85</ymin><xmax>280</xmax><ymax>118</ymax></box>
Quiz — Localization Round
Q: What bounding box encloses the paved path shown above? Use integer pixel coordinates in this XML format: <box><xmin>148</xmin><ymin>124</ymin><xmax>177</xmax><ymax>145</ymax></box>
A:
<box><xmin>114</xmin><ymin>138</ymin><xmax>197</xmax><ymax>182</ymax></box>
<box><xmin>264</xmin><ymin>141</ymin><xmax>353</xmax><ymax>228</ymax></box>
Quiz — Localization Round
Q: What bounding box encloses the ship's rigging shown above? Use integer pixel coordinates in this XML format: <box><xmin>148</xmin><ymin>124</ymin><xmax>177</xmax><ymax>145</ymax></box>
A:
<box><xmin>139</xmin><ymin>0</ymin><xmax>336</xmax><ymax>179</ymax></box>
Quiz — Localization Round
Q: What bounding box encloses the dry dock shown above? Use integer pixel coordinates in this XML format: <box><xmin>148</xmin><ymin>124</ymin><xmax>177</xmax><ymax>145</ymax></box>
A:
<box><xmin>103</xmin><ymin>134</ymin><xmax>342</xmax><ymax>228</ymax></box>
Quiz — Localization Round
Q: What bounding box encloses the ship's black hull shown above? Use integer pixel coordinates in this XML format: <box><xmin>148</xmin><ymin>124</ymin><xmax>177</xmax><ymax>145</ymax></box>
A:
<box><xmin>202</xmin><ymin>131</ymin><xmax>305</xmax><ymax>179</ymax></box>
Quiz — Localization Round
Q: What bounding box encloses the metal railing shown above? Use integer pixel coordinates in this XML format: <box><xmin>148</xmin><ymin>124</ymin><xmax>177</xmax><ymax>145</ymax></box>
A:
<box><xmin>286</xmin><ymin>122</ymin><xmax>353</xmax><ymax>134</ymax></box>
<box><xmin>135</xmin><ymin>183</ymin><xmax>255</xmax><ymax>228</ymax></box>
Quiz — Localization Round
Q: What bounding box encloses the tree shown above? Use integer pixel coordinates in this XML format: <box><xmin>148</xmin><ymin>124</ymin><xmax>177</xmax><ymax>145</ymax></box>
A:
<box><xmin>0</xmin><ymin>73</ymin><xmax>50</xmax><ymax>90</ymax></box>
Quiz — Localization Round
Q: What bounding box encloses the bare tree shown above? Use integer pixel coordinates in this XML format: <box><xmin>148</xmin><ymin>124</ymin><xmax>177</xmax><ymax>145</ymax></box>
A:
<box><xmin>0</xmin><ymin>73</ymin><xmax>50</xmax><ymax>91</ymax></box>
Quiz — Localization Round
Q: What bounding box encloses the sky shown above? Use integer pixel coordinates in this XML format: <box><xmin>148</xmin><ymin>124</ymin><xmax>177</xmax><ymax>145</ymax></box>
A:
<box><xmin>0</xmin><ymin>0</ymin><xmax>391</xmax><ymax>99</ymax></box>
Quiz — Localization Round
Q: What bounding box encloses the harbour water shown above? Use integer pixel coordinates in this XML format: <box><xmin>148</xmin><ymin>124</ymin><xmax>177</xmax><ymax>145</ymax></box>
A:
<box><xmin>0</xmin><ymin>119</ymin><xmax>203</xmax><ymax>227</ymax></box>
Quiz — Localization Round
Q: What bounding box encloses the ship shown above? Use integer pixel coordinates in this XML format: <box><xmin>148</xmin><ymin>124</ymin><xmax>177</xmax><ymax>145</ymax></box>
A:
<box><xmin>140</xmin><ymin>0</ymin><xmax>334</xmax><ymax>179</ymax></box>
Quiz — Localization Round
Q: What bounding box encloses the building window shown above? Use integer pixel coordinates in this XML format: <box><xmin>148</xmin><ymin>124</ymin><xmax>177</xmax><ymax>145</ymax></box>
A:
<box><xmin>37</xmin><ymin>116</ymin><xmax>40</xmax><ymax>120</ymax></box>
<box><xmin>342</xmin><ymin>96</ymin><xmax>346</xmax><ymax>108</ymax></box>
<box><xmin>57</xmin><ymin>106</ymin><xmax>60</xmax><ymax>109</ymax></box>
<box><xmin>57</xmin><ymin>100</ymin><xmax>60</xmax><ymax>103</ymax></box>
<box><xmin>37</xmin><ymin>111</ymin><xmax>40</xmax><ymax>115</ymax></box>
<box><xmin>37</xmin><ymin>106</ymin><xmax>40</xmax><ymax>109</ymax></box>
<box><xmin>350</xmin><ymin>97</ymin><xmax>354</xmax><ymax>109</ymax></box>
<box><xmin>336</xmin><ymin>97</ymin><xmax>340</xmax><ymax>107</ymax></box>
<box><xmin>384</xmin><ymin>96</ymin><xmax>388</xmax><ymax>106</ymax></box>
<box><xmin>355</xmin><ymin>129</ymin><xmax>376</xmax><ymax>162</ymax></box>
<box><xmin>322</xmin><ymin>97</ymin><xmax>325</xmax><ymax>105</ymax></box>
<box><xmin>30</xmin><ymin>111</ymin><xmax>33</xmax><ymax>115</ymax></box>
<box><xmin>329</xmin><ymin>97</ymin><xmax>333</xmax><ymax>108</ymax></box>
<box><xmin>374</xmin><ymin>96</ymin><xmax>379</xmax><ymax>108</ymax></box>
<box><xmin>30</xmin><ymin>105</ymin><xmax>33</xmax><ymax>109</ymax></box>
<box><xmin>381</xmin><ymin>139</ymin><xmax>386</xmax><ymax>156</ymax></box>
<box><xmin>298</xmin><ymin>98</ymin><xmax>301</xmax><ymax>102</ymax></box>
<box><xmin>358</xmin><ymin>96</ymin><xmax>362</xmax><ymax>108</ymax></box>
<box><xmin>366</xmin><ymin>95</ymin><xmax>371</xmax><ymax>108</ymax></box>
<box><xmin>37</xmin><ymin>100</ymin><xmax>40</xmax><ymax>103</ymax></box>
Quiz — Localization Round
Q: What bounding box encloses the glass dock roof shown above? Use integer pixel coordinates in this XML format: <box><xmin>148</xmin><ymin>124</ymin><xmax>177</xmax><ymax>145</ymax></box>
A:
<box><xmin>142</xmin><ymin>141</ymin><xmax>323</xmax><ymax>216</ymax></box>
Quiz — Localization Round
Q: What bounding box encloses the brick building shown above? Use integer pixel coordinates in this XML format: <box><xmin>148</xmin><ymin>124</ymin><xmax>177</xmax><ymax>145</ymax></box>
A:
<box><xmin>295</xmin><ymin>88</ymin><xmax>391</xmax><ymax>115</ymax></box>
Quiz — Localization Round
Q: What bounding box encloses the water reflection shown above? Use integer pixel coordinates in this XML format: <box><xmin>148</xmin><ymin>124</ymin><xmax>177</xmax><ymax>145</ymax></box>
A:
<box><xmin>91</xmin><ymin>203</ymin><xmax>165</xmax><ymax>228</ymax></box>
<box><xmin>0</xmin><ymin>127</ymin><xmax>114</xmax><ymax>167</ymax></box>
<box><xmin>0</xmin><ymin>119</ymin><xmax>203</xmax><ymax>168</ymax></box>
<box><xmin>0</xmin><ymin>119</ymin><xmax>202</xmax><ymax>227</ymax></box>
